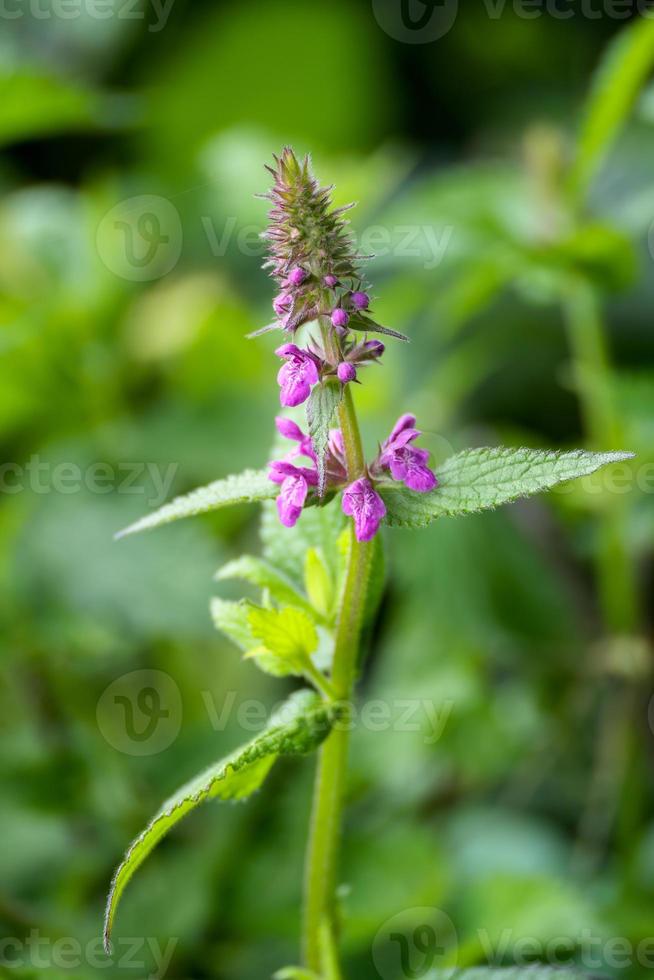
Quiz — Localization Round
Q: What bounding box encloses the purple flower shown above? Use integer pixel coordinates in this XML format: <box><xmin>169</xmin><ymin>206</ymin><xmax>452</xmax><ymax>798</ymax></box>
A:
<box><xmin>377</xmin><ymin>414</ymin><xmax>438</xmax><ymax>493</ymax></box>
<box><xmin>273</xmin><ymin>292</ymin><xmax>292</xmax><ymax>317</ymax></box>
<box><xmin>324</xmin><ymin>275</ymin><xmax>338</xmax><ymax>288</ymax></box>
<box><xmin>268</xmin><ymin>460</ymin><xmax>317</xmax><ymax>528</ymax></box>
<box><xmin>331</xmin><ymin>308</ymin><xmax>349</xmax><ymax>329</ymax></box>
<box><xmin>275</xmin><ymin>415</ymin><xmax>316</xmax><ymax>462</ymax></box>
<box><xmin>287</xmin><ymin>266</ymin><xmax>306</xmax><ymax>286</ymax></box>
<box><xmin>351</xmin><ymin>291</ymin><xmax>369</xmax><ymax>310</ymax></box>
<box><xmin>275</xmin><ymin>344</ymin><xmax>320</xmax><ymax>407</ymax></box>
<box><xmin>337</xmin><ymin>362</ymin><xmax>357</xmax><ymax>384</ymax></box>
<box><xmin>342</xmin><ymin>478</ymin><xmax>387</xmax><ymax>542</ymax></box>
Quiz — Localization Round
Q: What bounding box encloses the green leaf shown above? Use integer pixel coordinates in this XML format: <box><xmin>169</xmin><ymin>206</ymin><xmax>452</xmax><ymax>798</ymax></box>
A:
<box><xmin>570</xmin><ymin>17</ymin><xmax>654</xmax><ymax>201</ymax></box>
<box><xmin>116</xmin><ymin>469</ymin><xmax>276</xmax><ymax>538</ymax></box>
<box><xmin>216</xmin><ymin>555</ymin><xmax>313</xmax><ymax>613</ymax></box>
<box><xmin>306</xmin><ymin>380</ymin><xmax>341</xmax><ymax>495</ymax></box>
<box><xmin>104</xmin><ymin>690</ymin><xmax>331</xmax><ymax>952</ymax></box>
<box><xmin>210</xmin><ymin>598</ymin><xmax>256</xmax><ymax>652</ymax></box>
<box><xmin>304</xmin><ymin>548</ymin><xmax>334</xmax><ymax>619</ymax></box>
<box><xmin>247</xmin><ymin>606</ymin><xmax>318</xmax><ymax>676</ymax></box>
<box><xmin>381</xmin><ymin>447</ymin><xmax>635</xmax><ymax>529</ymax></box>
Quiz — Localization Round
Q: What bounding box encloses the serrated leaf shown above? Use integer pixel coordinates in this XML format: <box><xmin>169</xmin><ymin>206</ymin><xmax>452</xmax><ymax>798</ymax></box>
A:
<box><xmin>570</xmin><ymin>17</ymin><xmax>654</xmax><ymax>200</ymax></box>
<box><xmin>104</xmin><ymin>690</ymin><xmax>331</xmax><ymax>952</ymax></box>
<box><xmin>304</xmin><ymin>548</ymin><xmax>333</xmax><ymax>619</ymax></box>
<box><xmin>210</xmin><ymin>597</ymin><xmax>256</xmax><ymax>652</ymax></box>
<box><xmin>307</xmin><ymin>380</ymin><xmax>341</xmax><ymax>496</ymax></box>
<box><xmin>216</xmin><ymin>555</ymin><xmax>313</xmax><ymax>614</ymax></box>
<box><xmin>381</xmin><ymin>447</ymin><xmax>635</xmax><ymax>528</ymax></box>
<box><xmin>247</xmin><ymin>606</ymin><xmax>318</xmax><ymax>676</ymax></box>
<box><xmin>116</xmin><ymin>469</ymin><xmax>276</xmax><ymax>538</ymax></box>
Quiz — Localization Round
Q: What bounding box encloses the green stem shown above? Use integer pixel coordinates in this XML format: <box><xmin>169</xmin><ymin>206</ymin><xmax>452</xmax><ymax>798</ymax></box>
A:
<box><xmin>302</xmin><ymin>384</ymin><xmax>373</xmax><ymax>974</ymax></box>
<box><xmin>562</xmin><ymin>278</ymin><xmax>639</xmax><ymax>635</ymax></box>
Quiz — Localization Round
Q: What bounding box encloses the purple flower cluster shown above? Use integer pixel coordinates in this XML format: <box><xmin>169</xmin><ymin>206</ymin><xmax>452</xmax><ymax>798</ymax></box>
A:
<box><xmin>259</xmin><ymin>148</ymin><xmax>439</xmax><ymax>543</ymax></box>
<box><xmin>268</xmin><ymin>414</ymin><xmax>438</xmax><ymax>542</ymax></box>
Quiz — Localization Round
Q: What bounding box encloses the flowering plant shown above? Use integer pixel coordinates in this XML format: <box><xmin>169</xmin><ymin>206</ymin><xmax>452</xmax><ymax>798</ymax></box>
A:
<box><xmin>104</xmin><ymin>149</ymin><xmax>632</xmax><ymax>978</ymax></box>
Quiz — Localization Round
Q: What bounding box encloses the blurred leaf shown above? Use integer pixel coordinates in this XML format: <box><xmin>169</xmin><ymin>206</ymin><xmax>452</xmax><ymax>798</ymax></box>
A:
<box><xmin>273</xmin><ymin>968</ymin><xmax>321</xmax><ymax>980</ymax></box>
<box><xmin>570</xmin><ymin>17</ymin><xmax>654</xmax><ymax>201</ymax></box>
<box><xmin>430</xmin><ymin>971</ymin><xmax>590</xmax><ymax>980</ymax></box>
<box><xmin>381</xmin><ymin>448</ymin><xmax>635</xmax><ymax>528</ymax></box>
<box><xmin>104</xmin><ymin>689</ymin><xmax>332</xmax><ymax>950</ymax></box>
<box><xmin>0</xmin><ymin>71</ymin><xmax>124</xmax><ymax>145</ymax></box>
<box><xmin>116</xmin><ymin>469</ymin><xmax>276</xmax><ymax>538</ymax></box>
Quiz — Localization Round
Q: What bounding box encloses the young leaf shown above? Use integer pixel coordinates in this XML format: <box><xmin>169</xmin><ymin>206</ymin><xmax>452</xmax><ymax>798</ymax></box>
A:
<box><xmin>381</xmin><ymin>447</ymin><xmax>634</xmax><ymax>529</ymax></box>
<box><xmin>104</xmin><ymin>690</ymin><xmax>332</xmax><ymax>952</ymax></box>
<box><xmin>304</xmin><ymin>548</ymin><xmax>333</xmax><ymax>619</ymax></box>
<box><xmin>115</xmin><ymin>469</ymin><xmax>277</xmax><ymax>539</ymax></box>
<box><xmin>216</xmin><ymin>555</ymin><xmax>313</xmax><ymax>614</ymax></box>
<box><xmin>210</xmin><ymin>597</ymin><xmax>256</xmax><ymax>652</ymax></box>
<box><xmin>307</xmin><ymin>380</ymin><xmax>341</xmax><ymax>496</ymax></box>
<box><xmin>570</xmin><ymin>17</ymin><xmax>654</xmax><ymax>201</ymax></box>
<box><xmin>247</xmin><ymin>606</ymin><xmax>318</xmax><ymax>676</ymax></box>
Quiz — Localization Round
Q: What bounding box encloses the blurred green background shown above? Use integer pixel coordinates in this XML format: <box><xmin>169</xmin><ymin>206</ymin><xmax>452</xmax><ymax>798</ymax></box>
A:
<box><xmin>1</xmin><ymin>3</ymin><xmax>654</xmax><ymax>979</ymax></box>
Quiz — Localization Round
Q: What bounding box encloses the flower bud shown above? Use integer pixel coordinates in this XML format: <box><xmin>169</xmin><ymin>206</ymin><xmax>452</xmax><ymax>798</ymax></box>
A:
<box><xmin>364</xmin><ymin>339</ymin><xmax>385</xmax><ymax>358</ymax></box>
<box><xmin>324</xmin><ymin>275</ymin><xmax>338</xmax><ymax>288</ymax></box>
<box><xmin>337</xmin><ymin>362</ymin><xmax>357</xmax><ymax>384</ymax></box>
<box><xmin>351</xmin><ymin>291</ymin><xmax>370</xmax><ymax>310</ymax></box>
<box><xmin>331</xmin><ymin>308</ymin><xmax>349</xmax><ymax>329</ymax></box>
<box><xmin>288</xmin><ymin>266</ymin><xmax>306</xmax><ymax>286</ymax></box>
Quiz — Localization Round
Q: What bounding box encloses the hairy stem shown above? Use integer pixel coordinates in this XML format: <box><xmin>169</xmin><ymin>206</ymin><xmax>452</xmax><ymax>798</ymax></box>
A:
<box><xmin>302</xmin><ymin>384</ymin><xmax>373</xmax><ymax>974</ymax></box>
